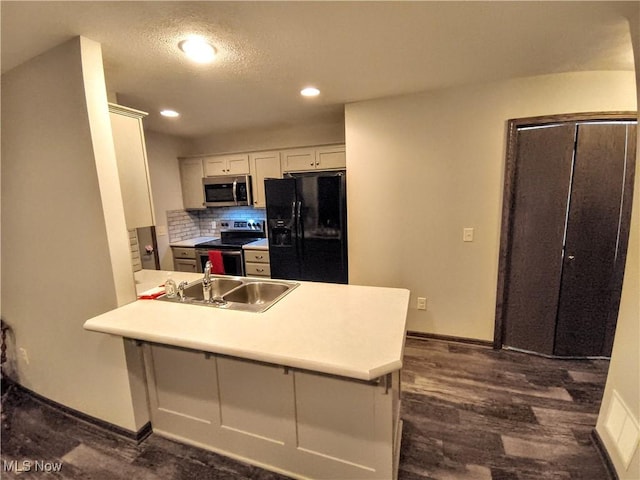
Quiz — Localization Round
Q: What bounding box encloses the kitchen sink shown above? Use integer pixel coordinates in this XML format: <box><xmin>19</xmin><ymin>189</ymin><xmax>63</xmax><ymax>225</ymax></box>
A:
<box><xmin>181</xmin><ymin>278</ymin><xmax>243</xmax><ymax>301</ymax></box>
<box><xmin>157</xmin><ymin>276</ymin><xmax>298</xmax><ymax>313</ymax></box>
<box><xmin>223</xmin><ymin>282</ymin><xmax>290</xmax><ymax>305</ymax></box>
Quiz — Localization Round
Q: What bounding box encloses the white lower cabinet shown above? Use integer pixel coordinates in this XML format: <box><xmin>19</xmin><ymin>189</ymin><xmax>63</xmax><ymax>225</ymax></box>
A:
<box><xmin>143</xmin><ymin>343</ymin><xmax>401</xmax><ymax>479</ymax></box>
<box><xmin>244</xmin><ymin>248</ymin><xmax>270</xmax><ymax>278</ymax></box>
<box><xmin>172</xmin><ymin>247</ymin><xmax>198</xmax><ymax>272</ymax></box>
<box><xmin>143</xmin><ymin>344</ymin><xmax>218</xmax><ymax>445</ymax></box>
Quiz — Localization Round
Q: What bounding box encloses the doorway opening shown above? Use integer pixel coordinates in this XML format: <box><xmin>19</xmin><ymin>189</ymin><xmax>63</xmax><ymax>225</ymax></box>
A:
<box><xmin>494</xmin><ymin>112</ymin><xmax>637</xmax><ymax>358</ymax></box>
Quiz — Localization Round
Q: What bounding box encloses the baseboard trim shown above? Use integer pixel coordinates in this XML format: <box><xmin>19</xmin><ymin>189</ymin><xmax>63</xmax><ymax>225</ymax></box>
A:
<box><xmin>407</xmin><ymin>331</ymin><xmax>493</xmax><ymax>348</ymax></box>
<box><xmin>5</xmin><ymin>379</ymin><xmax>152</xmax><ymax>443</ymax></box>
<box><xmin>503</xmin><ymin>345</ymin><xmax>611</xmax><ymax>361</ymax></box>
<box><xmin>591</xmin><ymin>428</ymin><xmax>619</xmax><ymax>480</ymax></box>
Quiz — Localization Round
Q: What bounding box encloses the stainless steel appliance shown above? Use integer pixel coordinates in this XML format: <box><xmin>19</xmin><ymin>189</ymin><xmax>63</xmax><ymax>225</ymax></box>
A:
<box><xmin>195</xmin><ymin>220</ymin><xmax>265</xmax><ymax>276</ymax></box>
<box><xmin>137</xmin><ymin>226</ymin><xmax>160</xmax><ymax>270</ymax></box>
<box><xmin>203</xmin><ymin>175</ymin><xmax>253</xmax><ymax>207</ymax></box>
<box><xmin>264</xmin><ymin>171</ymin><xmax>347</xmax><ymax>284</ymax></box>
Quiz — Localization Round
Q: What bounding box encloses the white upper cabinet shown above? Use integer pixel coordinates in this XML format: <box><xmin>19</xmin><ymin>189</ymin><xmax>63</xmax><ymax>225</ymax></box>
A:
<box><xmin>281</xmin><ymin>148</ymin><xmax>316</xmax><ymax>172</ymax></box>
<box><xmin>109</xmin><ymin>103</ymin><xmax>155</xmax><ymax>228</ymax></box>
<box><xmin>282</xmin><ymin>145</ymin><xmax>345</xmax><ymax>173</ymax></box>
<box><xmin>204</xmin><ymin>153</ymin><xmax>250</xmax><ymax>176</ymax></box>
<box><xmin>179</xmin><ymin>145</ymin><xmax>345</xmax><ymax>211</ymax></box>
<box><xmin>316</xmin><ymin>145</ymin><xmax>347</xmax><ymax>170</ymax></box>
<box><xmin>179</xmin><ymin>158</ymin><xmax>206</xmax><ymax>210</ymax></box>
<box><xmin>249</xmin><ymin>151</ymin><xmax>281</xmax><ymax>208</ymax></box>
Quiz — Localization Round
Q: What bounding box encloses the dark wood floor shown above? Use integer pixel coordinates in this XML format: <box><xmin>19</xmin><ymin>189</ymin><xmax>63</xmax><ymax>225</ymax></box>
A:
<box><xmin>1</xmin><ymin>337</ymin><xmax>610</xmax><ymax>479</ymax></box>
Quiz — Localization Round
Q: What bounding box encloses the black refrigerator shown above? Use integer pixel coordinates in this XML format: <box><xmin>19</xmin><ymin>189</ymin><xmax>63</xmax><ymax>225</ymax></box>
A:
<box><xmin>264</xmin><ymin>171</ymin><xmax>348</xmax><ymax>284</ymax></box>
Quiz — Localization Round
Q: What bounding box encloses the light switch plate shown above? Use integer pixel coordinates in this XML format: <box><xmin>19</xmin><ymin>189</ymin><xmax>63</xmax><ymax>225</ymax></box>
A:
<box><xmin>463</xmin><ymin>228</ymin><xmax>474</xmax><ymax>242</ymax></box>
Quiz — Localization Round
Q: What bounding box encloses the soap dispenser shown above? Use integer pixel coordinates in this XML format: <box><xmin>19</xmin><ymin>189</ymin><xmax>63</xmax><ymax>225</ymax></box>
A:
<box><xmin>164</xmin><ymin>275</ymin><xmax>177</xmax><ymax>298</ymax></box>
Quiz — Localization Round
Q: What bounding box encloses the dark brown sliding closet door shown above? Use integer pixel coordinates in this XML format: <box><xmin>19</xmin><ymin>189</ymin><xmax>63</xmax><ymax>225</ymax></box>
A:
<box><xmin>503</xmin><ymin>124</ymin><xmax>576</xmax><ymax>355</ymax></box>
<box><xmin>554</xmin><ymin>123</ymin><xmax>632</xmax><ymax>356</ymax></box>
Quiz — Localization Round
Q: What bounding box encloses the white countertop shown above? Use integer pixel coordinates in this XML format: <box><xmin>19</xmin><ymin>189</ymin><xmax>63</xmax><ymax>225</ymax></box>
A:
<box><xmin>170</xmin><ymin>237</ymin><xmax>218</xmax><ymax>248</ymax></box>
<box><xmin>86</xmin><ymin>270</ymin><xmax>409</xmax><ymax>381</ymax></box>
<box><xmin>134</xmin><ymin>269</ymin><xmax>201</xmax><ymax>296</ymax></box>
<box><xmin>243</xmin><ymin>238</ymin><xmax>269</xmax><ymax>250</ymax></box>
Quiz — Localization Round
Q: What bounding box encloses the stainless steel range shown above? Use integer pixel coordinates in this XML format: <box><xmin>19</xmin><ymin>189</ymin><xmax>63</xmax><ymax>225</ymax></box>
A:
<box><xmin>194</xmin><ymin>219</ymin><xmax>265</xmax><ymax>276</ymax></box>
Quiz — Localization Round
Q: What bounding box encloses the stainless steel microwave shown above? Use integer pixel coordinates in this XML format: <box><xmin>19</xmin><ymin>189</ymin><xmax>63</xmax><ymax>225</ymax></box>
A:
<box><xmin>203</xmin><ymin>175</ymin><xmax>253</xmax><ymax>207</ymax></box>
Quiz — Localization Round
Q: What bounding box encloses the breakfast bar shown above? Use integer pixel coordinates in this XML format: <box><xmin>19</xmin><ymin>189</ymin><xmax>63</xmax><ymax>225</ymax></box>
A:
<box><xmin>84</xmin><ymin>271</ymin><xmax>410</xmax><ymax>480</ymax></box>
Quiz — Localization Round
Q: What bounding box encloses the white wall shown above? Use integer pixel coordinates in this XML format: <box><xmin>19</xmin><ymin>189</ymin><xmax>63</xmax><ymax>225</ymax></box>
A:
<box><xmin>346</xmin><ymin>71</ymin><xmax>637</xmax><ymax>341</ymax></box>
<box><xmin>144</xmin><ymin>130</ymin><xmax>188</xmax><ymax>270</ymax></box>
<box><xmin>183</xmin><ymin>118</ymin><xmax>345</xmax><ymax>156</ymax></box>
<box><xmin>595</xmin><ymin>11</ymin><xmax>640</xmax><ymax>478</ymax></box>
<box><xmin>1</xmin><ymin>37</ymin><xmax>141</xmax><ymax>431</ymax></box>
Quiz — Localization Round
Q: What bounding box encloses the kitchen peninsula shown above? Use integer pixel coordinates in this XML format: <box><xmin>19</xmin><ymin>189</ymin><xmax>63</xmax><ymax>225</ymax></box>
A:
<box><xmin>84</xmin><ymin>270</ymin><xmax>410</xmax><ymax>480</ymax></box>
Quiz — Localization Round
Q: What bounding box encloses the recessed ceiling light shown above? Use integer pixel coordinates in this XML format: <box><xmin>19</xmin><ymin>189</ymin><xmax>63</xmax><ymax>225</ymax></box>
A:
<box><xmin>300</xmin><ymin>87</ymin><xmax>320</xmax><ymax>97</ymax></box>
<box><xmin>160</xmin><ymin>109</ymin><xmax>180</xmax><ymax>118</ymax></box>
<box><xmin>179</xmin><ymin>36</ymin><xmax>216</xmax><ymax>64</ymax></box>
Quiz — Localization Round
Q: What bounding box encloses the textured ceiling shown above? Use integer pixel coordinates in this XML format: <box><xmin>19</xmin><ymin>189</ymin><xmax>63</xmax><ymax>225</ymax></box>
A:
<box><xmin>1</xmin><ymin>1</ymin><xmax>637</xmax><ymax>139</ymax></box>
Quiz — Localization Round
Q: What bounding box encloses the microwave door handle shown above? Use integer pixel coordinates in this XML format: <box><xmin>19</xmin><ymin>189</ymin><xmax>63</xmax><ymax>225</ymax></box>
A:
<box><xmin>232</xmin><ymin>179</ymin><xmax>238</xmax><ymax>205</ymax></box>
<box><xmin>233</xmin><ymin>178</ymin><xmax>238</xmax><ymax>205</ymax></box>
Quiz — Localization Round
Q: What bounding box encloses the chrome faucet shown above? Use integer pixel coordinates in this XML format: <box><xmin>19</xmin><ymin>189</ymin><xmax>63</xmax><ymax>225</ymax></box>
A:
<box><xmin>177</xmin><ymin>281</ymin><xmax>188</xmax><ymax>302</ymax></box>
<box><xmin>203</xmin><ymin>260</ymin><xmax>227</xmax><ymax>306</ymax></box>
<box><xmin>203</xmin><ymin>260</ymin><xmax>212</xmax><ymax>302</ymax></box>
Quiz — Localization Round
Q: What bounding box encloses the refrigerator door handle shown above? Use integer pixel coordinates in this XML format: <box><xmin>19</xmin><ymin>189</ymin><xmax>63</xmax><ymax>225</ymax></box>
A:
<box><xmin>296</xmin><ymin>201</ymin><xmax>302</xmax><ymax>234</ymax></box>
<box><xmin>290</xmin><ymin>201</ymin><xmax>297</xmax><ymax>224</ymax></box>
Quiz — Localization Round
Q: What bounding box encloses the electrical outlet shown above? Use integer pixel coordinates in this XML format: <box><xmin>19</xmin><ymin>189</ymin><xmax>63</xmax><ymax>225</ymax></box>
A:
<box><xmin>417</xmin><ymin>297</ymin><xmax>427</xmax><ymax>310</ymax></box>
<box><xmin>211</xmin><ymin>220</ymin><xmax>217</xmax><ymax>229</ymax></box>
<box><xmin>19</xmin><ymin>347</ymin><xmax>29</xmax><ymax>365</ymax></box>
<box><xmin>463</xmin><ymin>227</ymin><xmax>474</xmax><ymax>242</ymax></box>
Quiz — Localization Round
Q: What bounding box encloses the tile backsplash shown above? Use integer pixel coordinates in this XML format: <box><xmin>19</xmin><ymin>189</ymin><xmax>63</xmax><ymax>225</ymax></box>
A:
<box><xmin>166</xmin><ymin>210</ymin><xmax>200</xmax><ymax>242</ymax></box>
<box><xmin>167</xmin><ymin>207</ymin><xmax>266</xmax><ymax>242</ymax></box>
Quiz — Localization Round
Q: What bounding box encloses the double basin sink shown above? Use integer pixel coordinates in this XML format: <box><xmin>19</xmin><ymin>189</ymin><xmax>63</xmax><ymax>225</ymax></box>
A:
<box><xmin>158</xmin><ymin>276</ymin><xmax>299</xmax><ymax>313</ymax></box>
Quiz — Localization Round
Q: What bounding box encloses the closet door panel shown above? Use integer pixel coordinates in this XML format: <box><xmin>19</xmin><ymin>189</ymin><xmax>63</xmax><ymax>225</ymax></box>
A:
<box><xmin>503</xmin><ymin>124</ymin><xmax>576</xmax><ymax>354</ymax></box>
<box><xmin>602</xmin><ymin>125</ymin><xmax>637</xmax><ymax>355</ymax></box>
<box><xmin>554</xmin><ymin>123</ymin><xmax>629</xmax><ymax>356</ymax></box>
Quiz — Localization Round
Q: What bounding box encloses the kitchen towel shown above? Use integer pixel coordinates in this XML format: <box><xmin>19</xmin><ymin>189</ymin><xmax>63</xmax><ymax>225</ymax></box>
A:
<box><xmin>208</xmin><ymin>250</ymin><xmax>225</xmax><ymax>274</ymax></box>
<box><xmin>138</xmin><ymin>286</ymin><xmax>166</xmax><ymax>300</ymax></box>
